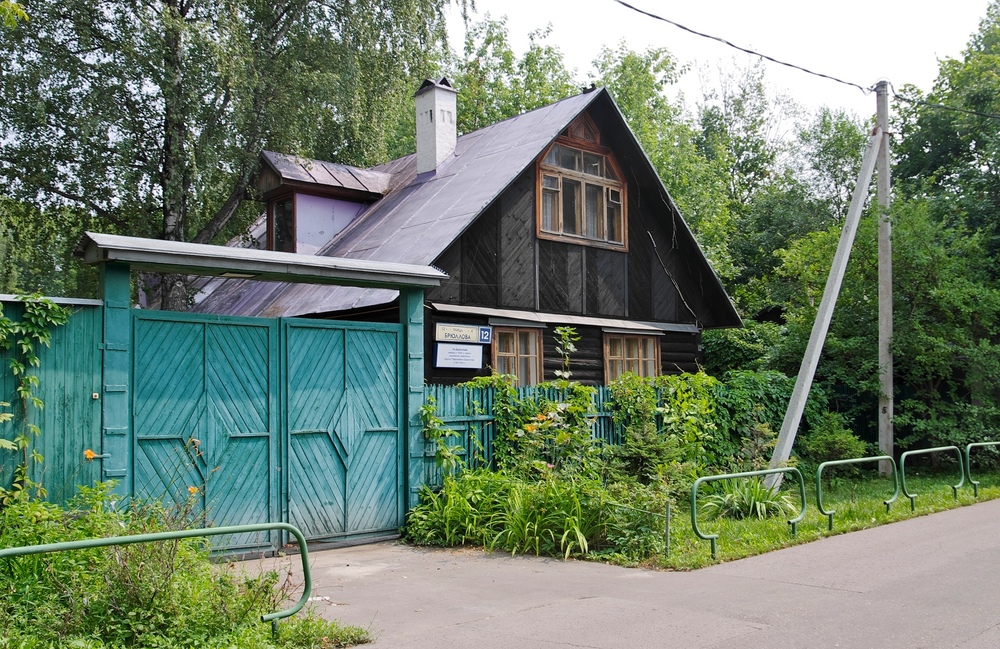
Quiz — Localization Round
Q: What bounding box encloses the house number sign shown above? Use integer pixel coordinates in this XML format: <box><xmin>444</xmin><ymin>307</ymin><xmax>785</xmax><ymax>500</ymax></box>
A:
<box><xmin>435</xmin><ymin>323</ymin><xmax>492</xmax><ymax>344</ymax></box>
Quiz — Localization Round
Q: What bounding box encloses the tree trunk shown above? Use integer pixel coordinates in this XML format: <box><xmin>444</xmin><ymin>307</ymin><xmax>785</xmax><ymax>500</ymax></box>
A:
<box><xmin>160</xmin><ymin>1</ymin><xmax>191</xmax><ymax>311</ymax></box>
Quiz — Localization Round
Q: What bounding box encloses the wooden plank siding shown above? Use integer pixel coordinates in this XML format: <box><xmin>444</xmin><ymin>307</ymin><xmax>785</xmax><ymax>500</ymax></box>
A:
<box><xmin>0</xmin><ymin>300</ymin><xmax>103</xmax><ymax>505</ymax></box>
<box><xmin>420</xmin><ymin>156</ymin><xmax>707</xmax><ymax>385</ymax></box>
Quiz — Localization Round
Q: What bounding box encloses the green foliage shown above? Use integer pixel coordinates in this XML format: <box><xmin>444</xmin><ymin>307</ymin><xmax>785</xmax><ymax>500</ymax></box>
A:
<box><xmin>894</xmin><ymin>1</ymin><xmax>1000</xmax><ymax>260</ymax></box>
<box><xmin>700</xmin><ymin>477</ymin><xmax>796</xmax><ymax>521</ymax></box>
<box><xmin>448</xmin><ymin>17</ymin><xmax>576</xmax><ymax>136</ymax></box>
<box><xmin>701</xmin><ymin>320</ymin><xmax>783</xmax><ymax>375</ymax></box>
<box><xmin>605</xmin><ymin>373</ymin><xmax>683</xmax><ymax>486</ymax></box>
<box><xmin>0</xmin><ymin>0</ymin><xmax>448</xmax><ymax>308</ymax></box>
<box><xmin>0</xmin><ymin>482</ymin><xmax>370</xmax><ymax>648</ymax></box>
<box><xmin>460</xmin><ymin>335</ymin><xmax>599</xmax><ymax>481</ymax></box>
<box><xmin>552</xmin><ymin>326</ymin><xmax>580</xmax><ymax>380</ymax></box>
<box><xmin>653</xmin><ymin>372</ymin><xmax>720</xmax><ymax>466</ymax></box>
<box><xmin>0</xmin><ymin>1</ymin><xmax>26</xmax><ymax>28</ymax></box>
<box><xmin>797</xmin><ymin>412</ymin><xmax>868</xmax><ymax>466</ymax></box>
<box><xmin>0</xmin><ymin>295</ymin><xmax>71</xmax><ymax>504</ymax></box>
<box><xmin>0</xmin><ymin>199</ymin><xmax>97</xmax><ymax>297</ymax></box>
<box><xmin>420</xmin><ymin>396</ymin><xmax>465</xmax><ymax>475</ymax></box>
<box><xmin>406</xmin><ymin>470</ymin><xmax>612</xmax><ymax>560</ymax></box>
<box><xmin>501</xmin><ymin>383</ymin><xmax>599</xmax><ymax>480</ymax></box>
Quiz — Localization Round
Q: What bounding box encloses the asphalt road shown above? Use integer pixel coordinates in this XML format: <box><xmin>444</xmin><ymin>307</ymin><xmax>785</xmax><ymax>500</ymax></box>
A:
<box><xmin>293</xmin><ymin>498</ymin><xmax>1000</xmax><ymax>648</ymax></box>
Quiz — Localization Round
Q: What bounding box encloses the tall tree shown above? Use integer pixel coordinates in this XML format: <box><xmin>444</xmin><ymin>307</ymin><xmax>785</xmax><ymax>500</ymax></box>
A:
<box><xmin>592</xmin><ymin>45</ymin><xmax>735</xmax><ymax>280</ymax></box>
<box><xmin>696</xmin><ymin>62</ymin><xmax>794</xmax><ymax>210</ymax></box>
<box><xmin>0</xmin><ymin>0</ymin><xmax>448</xmax><ymax>307</ymax></box>
<box><xmin>894</xmin><ymin>0</ymin><xmax>1000</xmax><ymax>260</ymax></box>
<box><xmin>450</xmin><ymin>17</ymin><xmax>577</xmax><ymax>134</ymax></box>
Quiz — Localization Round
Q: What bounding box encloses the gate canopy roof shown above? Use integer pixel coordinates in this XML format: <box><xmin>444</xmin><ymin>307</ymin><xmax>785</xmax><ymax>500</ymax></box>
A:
<box><xmin>79</xmin><ymin>232</ymin><xmax>446</xmax><ymax>289</ymax></box>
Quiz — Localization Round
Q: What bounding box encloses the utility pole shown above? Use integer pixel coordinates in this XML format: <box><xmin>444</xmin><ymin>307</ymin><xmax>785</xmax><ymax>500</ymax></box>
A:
<box><xmin>767</xmin><ymin>126</ymin><xmax>883</xmax><ymax>486</ymax></box>
<box><xmin>876</xmin><ymin>81</ymin><xmax>894</xmax><ymax>475</ymax></box>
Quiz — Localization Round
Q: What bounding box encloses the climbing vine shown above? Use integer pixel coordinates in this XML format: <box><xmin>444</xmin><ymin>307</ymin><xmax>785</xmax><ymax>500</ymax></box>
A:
<box><xmin>0</xmin><ymin>294</ymin><xmax>71</xmax><ymax>504</ymax></box>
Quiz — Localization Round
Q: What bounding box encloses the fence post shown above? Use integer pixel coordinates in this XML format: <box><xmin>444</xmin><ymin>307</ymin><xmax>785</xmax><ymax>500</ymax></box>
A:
<box><xmin>99</xmin><ymin>262</ymin><xmax>133</xmax><ymax>499</ymax></box>
<box><xmin>400</xmin><ymin>287</ymin><xmax>426</xmax><ymax>512</ymax></box>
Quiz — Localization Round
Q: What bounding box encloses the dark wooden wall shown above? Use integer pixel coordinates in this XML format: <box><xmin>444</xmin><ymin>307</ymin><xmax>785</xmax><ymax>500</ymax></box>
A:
<box><xmin>425</xmin><ymin>166</ymin><xmax>694</xmax><ymax>327</ymax></box>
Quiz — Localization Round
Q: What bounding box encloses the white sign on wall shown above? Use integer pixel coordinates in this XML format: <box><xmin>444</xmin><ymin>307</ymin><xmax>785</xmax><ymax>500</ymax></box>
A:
<box><xmin>435</xmin><ymin>343</ymin><xmax>483</xmax><ymax>369</ymax></box>
<box><xmin>435</xmin><ymin>323</ymin><xmax>492</xmax><ymax>344</ymax></box>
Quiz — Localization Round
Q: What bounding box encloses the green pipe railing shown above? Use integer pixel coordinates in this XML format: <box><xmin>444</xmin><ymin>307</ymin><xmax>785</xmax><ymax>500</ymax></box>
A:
<box><xmin>816</xmin><ymin>456</ymin><xmax>899</xmax><ymax>530</ymax></box>
<box><xmin>964</xmin><ymin>441</ymin><xmax>1000</xmax><ymax>497</ymax></box>
<box><xmin>900</xmin><ymin>446</ymin><xmax>965</xmax><ymax>511</ymax></box>
<box><xmin>691</xmin><ymin>467</ymin><xmax>807</xmax><ymax>559</ymax></box>
<box><xmin>0</xmin><ymin>522</ymin><xmax>311</xmax><ymax>636</ymax></box>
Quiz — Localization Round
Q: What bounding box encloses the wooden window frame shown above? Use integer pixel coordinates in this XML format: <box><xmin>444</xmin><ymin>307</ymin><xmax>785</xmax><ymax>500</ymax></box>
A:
<box><xmin>603</xmin><ymin>333</ymin><xmax>660</xmax><ymax>382</ymax></box>
<box><xmin>536</xmin><ymin>136</ymin><xmax>628</xmax><ymax>251</ymax></box>
<box><xmin>267</xmin><ymin>192</ymin><xmax>296</xmax><ymax>252</ymax></box>
<box><xmin>493</xmin><ymin>326</ymin><xmax>543</xmax><ymax>386</ymax></box>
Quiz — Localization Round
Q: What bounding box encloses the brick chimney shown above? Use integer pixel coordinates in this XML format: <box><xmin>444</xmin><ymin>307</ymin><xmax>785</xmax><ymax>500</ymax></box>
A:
<box><xmin>414</xmin><ymin>77</ymin><xmax>457</xmax><ymax>174</ymax></box>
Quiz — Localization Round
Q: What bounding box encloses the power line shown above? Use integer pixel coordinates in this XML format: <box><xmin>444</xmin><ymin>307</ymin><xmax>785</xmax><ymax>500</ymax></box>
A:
<box><xmin>892</xmin><ymin>90</ymin><xmax>1000</xmax><ymax>121</ymax></box>
<box><xmin>609</xmin><ymin>0</ymin><xmax>872</xmax><ymax>94</ymax></box>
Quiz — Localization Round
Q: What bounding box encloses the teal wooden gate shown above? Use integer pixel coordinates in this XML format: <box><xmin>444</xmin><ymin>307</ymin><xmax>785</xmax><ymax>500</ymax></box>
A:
<box><xmin>284</xmin><ymin>319</ymin><xmax>402</xmax><ymax>542</ymax></box>
<box><xmin>132</xmin><ymin>312</ymin><xmax>403</xmax><ymax>551</ymax></box>
<box><xmin>132</xmin><ymin>312</ymin><xmax>279</xmax><ymax>552</ymax></box>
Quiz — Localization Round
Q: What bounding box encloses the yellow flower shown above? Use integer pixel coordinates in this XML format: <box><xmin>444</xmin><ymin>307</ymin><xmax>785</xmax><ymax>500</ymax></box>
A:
<box><xmin>536</xmin><ymin>414</ymin><xmax>547</xmax><ymax>421</ymax></box>
<box><xmin>83</xmin><ymin>449</ymin><xmax>96</xmax><ymax>461</ymax></box>
<box><xmin>524</xmin><ymin>424</ymin><xmax>536</xmax><ymax>432</ymax></box>
<box><xmin>188</xmin><ymin>486</ymin><xmax>200</xmax><ymax>495</ymax></box>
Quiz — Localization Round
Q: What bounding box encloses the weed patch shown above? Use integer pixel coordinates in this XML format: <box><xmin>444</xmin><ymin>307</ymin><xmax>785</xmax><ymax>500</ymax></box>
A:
<box><xmin>0</xmin><ymin>483</ymin><xmax>370</xmax><ymax>648</ymax></box>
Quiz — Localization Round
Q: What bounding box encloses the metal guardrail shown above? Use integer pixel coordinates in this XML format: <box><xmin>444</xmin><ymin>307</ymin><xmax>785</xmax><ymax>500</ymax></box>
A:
<box><xmin>816</xmin><ymin>456</ymin><xmax>899</xmax><ymax>530</ymax></box>
<box><xmin>0</xmin><ymin>522</ymin><xmax>311</xmax><ymax>636</ymax></box>
<box><xmin>964</xmin><ymin>441</ymin><xmax>1000</xmax><ymax>497</ymax></box>
<box><xmin>900</xmin><ymin>446</ymin><xmax>965</xmax><ymax>511</ymax></box>
<box><xmin>691</xmin><ymin>467</ymin><xmax>807</xmax><ymax>559</ymax></box>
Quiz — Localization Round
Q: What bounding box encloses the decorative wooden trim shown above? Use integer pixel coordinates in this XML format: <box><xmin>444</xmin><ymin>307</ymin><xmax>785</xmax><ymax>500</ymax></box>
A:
<box><xmin>534</xmin><ymin>135</ymin><xmax>629</xmax><ymax>252</ymax></box>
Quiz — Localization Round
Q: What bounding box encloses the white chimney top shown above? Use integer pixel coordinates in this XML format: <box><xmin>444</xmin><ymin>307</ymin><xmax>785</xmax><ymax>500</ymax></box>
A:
<box><xmin>414</xmin><ymin>77</ymin><xmax>458</xmax><ymax>174</ymax></box>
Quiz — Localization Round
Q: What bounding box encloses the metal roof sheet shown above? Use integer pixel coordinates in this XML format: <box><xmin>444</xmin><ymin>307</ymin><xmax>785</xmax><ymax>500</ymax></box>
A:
<box><xmin>261</xmin><ymin>151</ymin><xmax>391</xmax><ymax>195</ymax></box>
<box><xmin>79</xmin><ymin>232</ymin><xmax>446</xmax><ymax>289</ymax></box>
<box><xmin>194</xmin><ymin>88</ymin><xmax>741</xmax><ymax>328</ymax></box>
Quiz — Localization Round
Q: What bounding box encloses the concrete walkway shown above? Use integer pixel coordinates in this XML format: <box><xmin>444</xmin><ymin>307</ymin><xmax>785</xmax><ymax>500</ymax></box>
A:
<box><xmin>297</xmin><ymin>499</ymin><xmax>1000</xmax><ymax>648</ymax></box>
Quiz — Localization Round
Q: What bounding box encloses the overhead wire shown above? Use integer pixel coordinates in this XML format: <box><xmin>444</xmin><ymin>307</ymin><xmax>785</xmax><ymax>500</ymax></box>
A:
<box><xmin>609</xmin><ymin>0</ymin><xmax>1000</xmax><ymax>122</ymax></box>
<box><xmin>890</xmin><ymin>85</ymin><xmax>1000</xmax><ymax>121</ymax></box>
<box><xmin>608</xmin><ymin>0</ymin><xmax>873</xmax><ymax>95</ymax></box>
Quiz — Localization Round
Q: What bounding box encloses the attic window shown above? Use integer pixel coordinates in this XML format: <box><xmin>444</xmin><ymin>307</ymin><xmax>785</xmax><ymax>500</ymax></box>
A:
<box><xmin>537</xmin><ymin>139</ymin><xmax>626</xmax><ymax>249</ymax></box>
<box><xmin>270</xmin><ymin>196</ymin><xmax>295</xmax><ymax>252</ymax></box>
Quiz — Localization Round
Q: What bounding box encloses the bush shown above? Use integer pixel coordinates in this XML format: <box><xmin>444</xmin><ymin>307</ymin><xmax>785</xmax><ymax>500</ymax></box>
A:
<box><xmin>798</xmin><ymin>412</ymin><xmax>869</xmax><ymax>465</ymax></box>
<box><xmin>0</xmin><ymin>483</ymin><xmax>369</xmax><ymax>648</ymax></box>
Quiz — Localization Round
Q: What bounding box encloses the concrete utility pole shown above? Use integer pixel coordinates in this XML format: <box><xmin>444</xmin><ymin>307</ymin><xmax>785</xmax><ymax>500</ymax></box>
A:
<box><xmin>876</xmin><ymin>81</ymin><xmax>894</xmax><ymax>475</ymax></box>
<box><xmin>766</xmin><ymin>124</ymin><xmax>884</xmax><ymax>486</ymax></box>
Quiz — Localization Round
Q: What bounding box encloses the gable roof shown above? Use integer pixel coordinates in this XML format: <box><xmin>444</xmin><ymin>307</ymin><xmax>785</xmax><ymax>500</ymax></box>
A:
<box><xmin>195</xmin><ymin>88</ymin><xmax>741</xmax><ymax>328</ymax></box>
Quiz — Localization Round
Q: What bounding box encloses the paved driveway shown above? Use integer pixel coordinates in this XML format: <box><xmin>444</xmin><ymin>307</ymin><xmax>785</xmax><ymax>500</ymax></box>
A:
<box><xmin>296</xmin><ymin>498</ymin><xmax>1000</xmax><ymax>648</ymax></box>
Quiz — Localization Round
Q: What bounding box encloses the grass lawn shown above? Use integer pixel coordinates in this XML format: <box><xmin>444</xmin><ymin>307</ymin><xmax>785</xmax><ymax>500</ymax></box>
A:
<box><xmin>649</xmin><ymin>466</ymin><xmax>1000</xmax><ymax>570</ymax></box>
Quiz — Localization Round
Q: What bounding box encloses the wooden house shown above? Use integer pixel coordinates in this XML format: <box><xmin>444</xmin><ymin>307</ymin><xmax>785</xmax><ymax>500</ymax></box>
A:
<box><xmin>194</xmin><ymin>79</ymin><xmax>741</xmax><ymax>385</ymax></box>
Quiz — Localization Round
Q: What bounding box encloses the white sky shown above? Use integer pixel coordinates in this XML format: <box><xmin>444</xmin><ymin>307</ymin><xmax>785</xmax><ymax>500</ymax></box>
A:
<box><xmin>447</xmin><ymin>0</ymin><xmax>993</xmax><ymax>121</ymax></box>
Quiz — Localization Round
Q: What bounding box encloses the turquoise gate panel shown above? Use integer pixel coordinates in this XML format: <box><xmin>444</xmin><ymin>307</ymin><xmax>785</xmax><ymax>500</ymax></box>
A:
<box><xmin>0</xmin><ymin>299</ymin><xmax>103</xmax><ymax>505</ymax></box>
<box><xmin>284</xmin><ymin>320</ymin><xmax>402</xmax><ymax>541</ymax></box>
<box><xmin>132</xmin><ymin>313</ymin><xmax>278</xmax><ymax>552</ymax></box>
